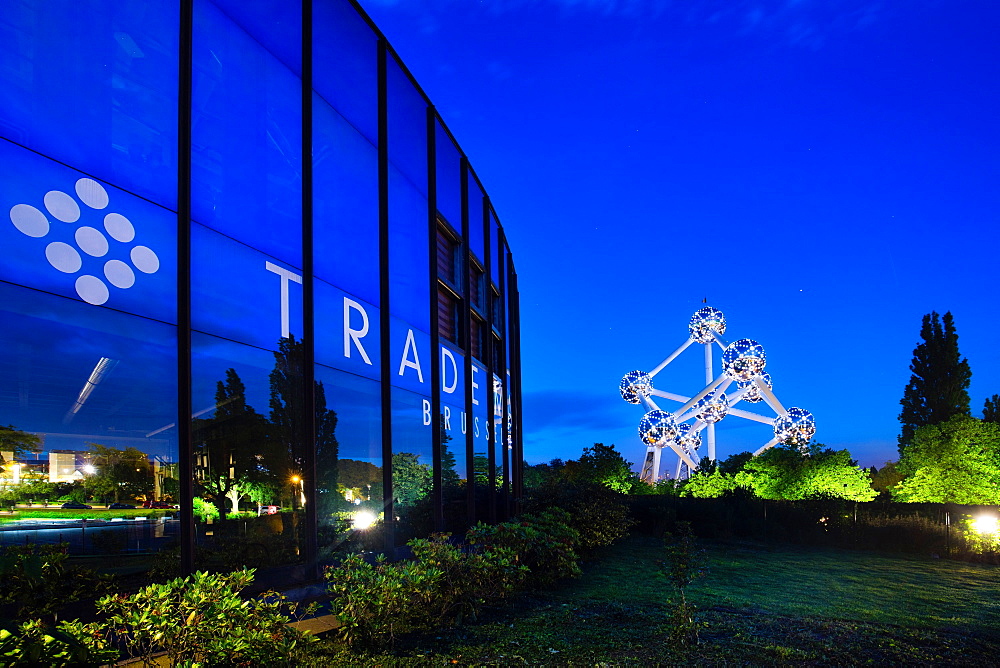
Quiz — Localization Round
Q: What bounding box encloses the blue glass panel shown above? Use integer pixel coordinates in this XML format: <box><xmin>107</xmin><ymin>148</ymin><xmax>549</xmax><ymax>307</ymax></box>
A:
<box><xmin>386</xmin><ymin>56</ymin><xmax>427</xmax><ymax>196</ymax></box>
<box><xmin>434</xmin><ymin>121</ymin><xmax>461</xmax><ymax>229</ymax></box>
<box><xmin>0</xmin><ymin>1</ymin><xmax>178</xmax><ymax>210</ymax></box>
<box><xmin>490</xmin><ymin>212</ymin><xmax>501</xmax><ymax>285</ymax></box>
<box><xmin>439</xmin><ymin>341</ymin><xmax>467</xmax><ymax>490</ymax></box>
<box><xmin>210</xmin><ymin>0</ymin><xmax>301</xmax><ymax>77</ymax></box>
<box><xmin>1</xmin><ymin>140</ymin><xmax>176</xmax><ymax>324</ymax></box>
<box><xmin>191</xmin><ymin>0</ymin><xmax>302</xmax><ymax>267</ymax></box>
<box><xmin>313</xmin><ymin>95</ymin><xmax>379</xmax><ymax>306</ymax></box>
<box><xmin>471</xmin><ymin>359</ymin><xmax>490</xmax><ymax>453</ymax></box>
<box><xmin>314</xmin><ymin>364</ymin><xmax>382</xmax><ymax>528</ymax></box>
<box><xmin>191</xmin><ymin>223</ymin><xmax>303</xmax><ymax>350</ymax></box>
<box><xmin>388</xmin><ymin>167</ymin><xmax>430</xmax><ymax>331</ymax></box>
<box><xmin>313</xmin><ymin>0</ymin><xmax>378</xmax><ymax>145</ymax></box>
<box><xmin>467</xmin><ymin>169</ymin><xmax>485</xmax><ymax>263</ymax></box>
<box><xmin>389</xmin><ymin>317</ymin><xmax>431</xmax><ymax>395</ymax></box>
<box><xmin>315</xmin><ymin>278</ymin><xmax>380</xmax><ymax>382</ymax></box>
<box><xmin>391</xmin><ymin>386</ymin><xmax>434</xmax><ymax>543</ymax></box>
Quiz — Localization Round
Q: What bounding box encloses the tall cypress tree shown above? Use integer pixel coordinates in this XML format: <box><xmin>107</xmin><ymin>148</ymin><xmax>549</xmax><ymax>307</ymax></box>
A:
<box><xmin>898</xmin><ymin>311</ymin><xmax>971</xmax><ymax>454</ymax></box>
<box><xmin>984</xmin><ymin>395</ymin><xmax>1000</xmax><ymax>423</ymax></box>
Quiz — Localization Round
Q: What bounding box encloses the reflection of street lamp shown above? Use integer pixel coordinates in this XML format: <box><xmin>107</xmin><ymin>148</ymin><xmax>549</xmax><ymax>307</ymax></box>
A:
<box><xmin>290</xmin><ymin>475</ymin><xmax>304</xmax><ymax>509</ymax></box>
<box><xmin>82</xmin><ymin>464</ymin><xmax>96</xmax><ymax>475</ymax></box>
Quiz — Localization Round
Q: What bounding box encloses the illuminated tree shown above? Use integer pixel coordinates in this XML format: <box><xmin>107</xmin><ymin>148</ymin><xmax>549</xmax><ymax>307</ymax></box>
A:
<box><xmin>898</xmin><ymin>311</ymin><xmax>971</xmax><ymax>454</ymax></box>
<box><xmin>87</xmin><ymin>444</ymin><xmax>154</xmax><ymax>503</ymax></box>
<box><xmin>737</xmin><ymin>444</ymin><xmax>876</xmax><ymax>501</ymax></box>
<box><xmin>983</xmin><ymin>394</ymin><xmax>1000</xmax><ymax>423</ymax></box>
<box><xmin>870</xmin><ymin>461</ymin><xmax>905</xmax><ymax>497</ymax></box>
<box><xmin>679</xmin><ymin>468</ymin><xmax>738</xmax><ymax>498</ymax></box>
<box><xmin>574</xmin><ymin>443</ymin><xmax>634</xmax><ymax>493</ymax></box>
<box><xmin>892</xmin><ymin>415</ymin><xmax>1000</xmax><ymax>504</ymax></box>
<box><xmin>391</xmin><ymin>452</ymin><xmax>431</xmax><ymax>507</ymax></box>
<box><xmin>0</xmin><ymin>426</ymin><xmax>42</xmax><ymax>471</ymax></box>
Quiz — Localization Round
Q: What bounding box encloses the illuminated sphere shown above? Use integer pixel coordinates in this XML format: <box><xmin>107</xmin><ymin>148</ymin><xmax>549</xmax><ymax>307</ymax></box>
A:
<box><xmin>677</xmin><ymin>422</ymin><xmax>702</xmax><ymax>452</ymax></box>
<box><xmin>638</xmin><ymin>410</ymin><xmax>679</xmax><ymax>447</ymax></box>
<box><xmin>695</xmin><ymin>391</ymin><xmax>728</xmax><ymax>423</ymax></box>
<box><xmin>723</xmin><ymin>339</ymin><xmax>766</xmax><ymax>381</ymax></box>
<box><xmin>688</xmin><ymin>307</ymin><xmax>726</xmax><ymax>344</ymax></box>
<box><xmin>619</xmin><ymin>370</ymin><xmax>653</xmax><ymax>404</ymax></box>
<box><xmin>737</xmin><ymin>372</ymin><xmax>773</xmax><ymax>404</ymax></box>
<box><xmin>773</xmin><ymin>407</ymin><xmax>816</xmax><ymax>446</ymax></box>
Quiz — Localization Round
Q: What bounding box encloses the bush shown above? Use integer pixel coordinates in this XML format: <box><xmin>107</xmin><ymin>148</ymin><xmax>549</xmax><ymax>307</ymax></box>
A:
<box><xmin>0</xmin><ymin>543</ymin><xmax>112</xmax><ymax>622</ymax></box>
<box><xmin>98</xmin><ymin>568</ymin><xmax>316</xmax><ymax>666</ymax></box>
<box><xmin>0</xmin><ymin>619</ymin><xmax>117</xmax><ymax>667</ymax></box>
<box><xmin>467</xmin><ymin>507</ymin><xmax>582</xmax><ymax>586</ymax></box>
<box><xmin>524</xmin><ymin>482</ymin><xmax>635</xmax><ymax>552</ymax></box>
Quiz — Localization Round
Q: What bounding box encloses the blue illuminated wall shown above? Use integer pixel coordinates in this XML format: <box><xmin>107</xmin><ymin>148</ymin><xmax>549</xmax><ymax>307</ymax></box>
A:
<box><xmin>0</xmin><ymin>0</ymin><xmax>522</xmax><ymax>572</ymax></box>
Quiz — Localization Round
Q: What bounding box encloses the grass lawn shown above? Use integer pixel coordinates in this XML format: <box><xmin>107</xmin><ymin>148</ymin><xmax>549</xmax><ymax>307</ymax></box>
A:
<box><xmin>325</xmin><ymin>534</ymin><xmax>1000</xmax><ymax>665</ymax></box>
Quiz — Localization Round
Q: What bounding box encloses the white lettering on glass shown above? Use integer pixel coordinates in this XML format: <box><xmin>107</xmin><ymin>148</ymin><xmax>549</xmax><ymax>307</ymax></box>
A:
<box><xmin>441</xmin><ymin>347</ymin><xmax>458</xmax><ymax>394</ymax></box>
<box><xmin>398</xmin><ymin>328</ymin><xmax>424</xmax><ymax>382</ymax></box>
<box><xmin>422</xmin><ymin>399</ymin><xmax>431</xmax><ymax>425</ymax></box>
<box><xmin>343</xmin><ymin>298</ymin><xmax>372</xmax><ymax>365</ymax></box>
<box><xmin>264</xmin><ymin>261</ymin><xmax>302</xmax><ymax>338</ymax></box>
<box><xmin>471</xmin><ymin>365</ymin><xmax>480</xmax><ymax>405</ymax></box>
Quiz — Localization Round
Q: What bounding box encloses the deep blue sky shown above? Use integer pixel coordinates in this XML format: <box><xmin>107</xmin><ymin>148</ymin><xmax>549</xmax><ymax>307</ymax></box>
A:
<box><xmin>360</xmin><ymin>0</ymin><xmax>1000</xmax><ymax>470</ymax></box>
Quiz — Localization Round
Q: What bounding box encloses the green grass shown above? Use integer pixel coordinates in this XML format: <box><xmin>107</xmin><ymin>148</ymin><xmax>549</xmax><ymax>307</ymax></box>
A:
<box><xmin>312</xmin><ymin>534</ymin><xmax>1000</xmax><ymax>665</ymax></box>
<box><xmin>0</xmin><ymin>508</ymin><xmax>171</xmax><ymax>523</ymax></box>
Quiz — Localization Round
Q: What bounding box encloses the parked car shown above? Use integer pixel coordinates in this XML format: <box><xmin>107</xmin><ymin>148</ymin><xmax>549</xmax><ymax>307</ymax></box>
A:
<box><xmin>61</xmin><ymin>502</ymin><xmax>92</xmax><ymax>509</ymax></box>
<box><xmin>142</xmin><ymin>501</ymin><xmax>175</xmax><ymax>509</ymax></box>
<box><xmin>108</xmin><ymin>502</ymin><xmax>136</xmax><ymax>509</ymax></box>
<box><xmin>258</xmin><ymin>505</ymin><xmax>279</xmax><ymax>516</ymax></box>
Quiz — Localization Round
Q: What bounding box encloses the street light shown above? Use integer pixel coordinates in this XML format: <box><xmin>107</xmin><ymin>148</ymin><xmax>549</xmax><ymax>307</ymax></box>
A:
<box><xmin>290</xmin><ymin>475</ymin><xmax>304</xmax><ymax>509</ymax></box>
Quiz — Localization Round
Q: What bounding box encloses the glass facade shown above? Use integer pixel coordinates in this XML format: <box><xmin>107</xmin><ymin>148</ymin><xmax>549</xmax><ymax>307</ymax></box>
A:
<box><xmin>0</xmin><ymin>0</ymin><xmax>522</xmax><ymax>578</ymax></box>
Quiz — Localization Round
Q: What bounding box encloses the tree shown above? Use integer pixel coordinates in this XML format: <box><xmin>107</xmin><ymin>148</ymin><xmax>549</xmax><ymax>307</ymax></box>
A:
<box><xmin>0</xmin><ymin>426</ymin><xmax>42</xmax><ymax>472</ymax></box>
<box><xmin>738</xmin><ymin>443</ymin><xmax>876</xmax><ymax>501</ymax></box>
<box><xmin>679</xmin><ymin>468</ymin><xmax>739</xmax><ymax>498</ymax></box>
<box><xmin>391</xmin><ymin>452</ymin><xmax>431</xmax><ymax>506</ymax></box>
<box><xmin>898</xmin><ymin>311</ymin><xmax>971</xmax><ymax>454</ymax></box>
<box><xmin>892</xmin><ymin>415</ymin><xmax>1000</xmax><ymax>504</ymax></box>
<box><xmin>983</xmin><ymin>394</ymin><xmax>1000</xmax><ymax>423</ymax></box>
<box><xmin>87</xmin><ymin>444</ymin><xmax>154</xmax><ymax>503</ymax></box>
<box><xmin>193</xmin><ymin>369</ymin><xmax>270</xmax><ymax>519</ymax></box>
<box><xmin>573</xmin><ymin>443</ymin><xmax>634</xmax><ymax>493</ymax></box>
<box><xmin>870</xmin><ymin>461</ymin><xmax>905</xmax><ymax>496</ymax></box>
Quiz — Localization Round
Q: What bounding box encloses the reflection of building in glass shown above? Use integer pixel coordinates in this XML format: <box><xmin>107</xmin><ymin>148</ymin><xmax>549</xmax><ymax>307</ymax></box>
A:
<box><xmin>0</xmin><ymin>0</ymin><xmax>522</xmax><ymax>580</ymax></box>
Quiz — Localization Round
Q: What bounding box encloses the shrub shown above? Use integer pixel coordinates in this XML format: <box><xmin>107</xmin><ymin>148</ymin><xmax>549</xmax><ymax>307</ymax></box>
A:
<box><xmin>97</xmin><ymin>568</ymin><xmax>316</xmax><ymax>667</ymax></box>
<box><xmin>0</xmin><ymin>619</ymin><xmax>117</xmax><ymax>667</ymax></box>
<box><xmin>660</xmin><ymin>522</ymin><xmax>708</xmax><ymax>645</ymax></box>
<box><xmin>0</xmin><ymin>543</ymin><xmax>112</xmax><ymax>622</ymax></box>
<box><xmin>524</xmin><ymin>482</ymin><xmax>635</xmax><ymax>551</ymax></box>
<box><xmin>467</xmin><ymin>507</ymin><xmax>582</xmax><ymax>586</ymax></box>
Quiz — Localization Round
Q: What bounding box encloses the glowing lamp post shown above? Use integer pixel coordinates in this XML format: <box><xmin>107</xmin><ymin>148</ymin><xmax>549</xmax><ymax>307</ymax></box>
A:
<box><xmin>290</xmin><ymin>475</ymin><xmax>305</xmax><ymax>510</ymax></box>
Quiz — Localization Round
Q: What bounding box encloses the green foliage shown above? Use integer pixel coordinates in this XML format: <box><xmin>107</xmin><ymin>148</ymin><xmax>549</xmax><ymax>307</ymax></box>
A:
<box><xmin>468</xmin><ymin>507</ymin><xmax>582</xmax><ymax>586</ymax></box>
<box><xmin>0</xmin><ymin>543</ymin><xmax>111</xmax><ymax>621</ymax></box>
<box><xmin>739</xmin><ymin>444</ymin><xmax>877</xmax><ymax>502</ymax></box>
<box><xmin>86</xmin><ymin>443</ymin><xmax>154</xmax><ymax>503</ymax></box>
<box><xmin>575</xmin><ymin>443</ymin><xmax>635</xmax><ymax>493</ymax></box>
<box><xmin>97</xmin><ymin>568</ymin><xmax>315</xmax><ymax>667</ymax></box>
<box><xmin>892</xmin><ymin>415</ymin><xmax>1000</xmax><ymax>503</ymax></box>
<box><xmin>983</xmin><ymin>394</ymin><xmax>1000</xmax><ymax>423</ymax></box>
<box><xmin>0</xmin><ymin>425</ymin><xmax>42</xmax><ymax>468</ymax></box>
<box><xmin>898</xmin><ymin>310</ymin><xmax>972</xmax><ymax>454</ymax></box>
<box><xmin>870</xmin><ymin>461</ymin><xmax>905</xmax><ymax>496</ymax></box>
<box><xmin>392</xmin><ymin>451</ymin><xmax>432</xmax><ymax>506</ymax></box>
<box><xmin>0</xmin><ymin>619</ymin><xmax>117</xmax><ymax>667</ymax></box>
<box><xmin>679</xmin><ymin>468</ymin><xmax>740</xmax><ymax>498</ymax></box>
<box><xmin>660</xmin><ymin>522</ymin><xmax>708</xmax><ymax>645</ymax></box>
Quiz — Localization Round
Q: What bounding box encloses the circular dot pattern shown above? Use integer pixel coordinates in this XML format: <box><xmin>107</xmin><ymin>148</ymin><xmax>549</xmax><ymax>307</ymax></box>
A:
<box><xmin>10</xmin><ymin>204</ymin><xmax>49</xmax><ymax>238</ymax></box>
<box><xmin>104</xmin><ymin>260</ymin><xmax>135</xmax><ymax>289</ymax></box>
<box><xmin>75</xmin><ymin>275</ymin><xmax>109</xmax><ymax>305</ymax></box>
<box><xmin>131</xmin><ymin>245</ymin><xmax>160</xmax><ymax>274</ymax></box>
<box><xmin>75</xmin><ymin>178</ymin><xmax>109</xmax><ymax>210</ymax></box>
<box><xmin>104</xmin><ymin>213</ymin><xmax>135</xmax><ymax>242</ymax></box>
<box><xmin>75</xmin><ymin>226</ymin><xmax>109</xmax><ymax>257</ymax></box>
<box><xmin>44</xmin><ymin>190</ymin><xmax>80</xmax><ymax>223</ymax></box>
<box><xmin>45</xmin><ymin>242</ymin><xmax>82</xmax><ymax>273</ymax></box>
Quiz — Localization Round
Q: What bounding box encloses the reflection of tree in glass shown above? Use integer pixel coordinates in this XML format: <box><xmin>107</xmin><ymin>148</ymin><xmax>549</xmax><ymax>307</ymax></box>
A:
<box><xmin>193</xmin><ymin>369</ymin><xmax>271</xmax><ymax>521</ymax></box>
<box><xmin>392</xmin><ymin>452</ymin><xmax>431</xmax><ymax>507</ymax></box>
<box><xmin>0</xmin><ymin>425</ymin><xmax>42</xmax><ymax>472</ymax></box>
<box><xmin>87</xmin><ymin>443</ymin><xmax>154</xmax><ymax>503</ymax></box>
<box><xmin>338</xmin><ymin>459</ymin><xmax>380</xmax><ymax>502</ymax></box>
<box><xmin>269</xmin><ymin>336</ymin><xmax>339</xmax><ymax>516</ymax></box>
<box><xmin>441</xmin><ymin>422</ymin><xmax>461</xmax><ymax>489</ymax></box>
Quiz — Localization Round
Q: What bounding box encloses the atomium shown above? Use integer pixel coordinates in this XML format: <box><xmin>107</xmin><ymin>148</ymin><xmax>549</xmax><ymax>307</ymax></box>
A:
<box><xmin>677</xmin><ymin>422</ymin><xmax>702</xmax><ymax>452</ymax></box>
<box><xmin>723</xmin><ymin>339</ymin><xmax>766</xmax><ymax>381</ymax></box>
<box><xmin>695</xmin><ymin>390</ymin><xmax>728</xmax><ymax>424</ymax></box>
<box><xmin>688</xmin><ymin>306</ymin><xmax>726</xmax><ymax>344</ymax></box>
<box><xmin>773</xmin><ymin>407</ymin><xmax>816</xmax><ymax>446</ymax></box>
<box><xmin>638</xmin><ymin>409</ymin><xmax>679</xmax><ymax>447</ymax></box>
<box><xmin>737</xmin><ymin>372</ymin><xmax>772</xmax><ymax>403</ymax></box>
<box><xmin>619</xmin><ymin>370</ymin><xmax>653</xmax><ymax>405</ymax></box>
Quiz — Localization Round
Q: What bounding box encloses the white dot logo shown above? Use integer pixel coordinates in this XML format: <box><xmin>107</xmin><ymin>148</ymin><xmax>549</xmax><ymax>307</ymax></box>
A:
<box><xmin>7</xmin><ymin>177</ymin><xmax>160</xmax><ymax>306</ymax></box>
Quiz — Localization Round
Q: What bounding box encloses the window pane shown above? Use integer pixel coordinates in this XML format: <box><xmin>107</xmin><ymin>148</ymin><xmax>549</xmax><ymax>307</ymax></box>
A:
<box><xmin>467</xmin><ymin>170</ymin><xmax>485</xmax><ymax>263</ymax></box>
<box><xmin>1</xmin><ymin>141</ymin><xmax>177</xmax><ymax>324</ymax></box>
<box><xmin>389</xmin><ymin>168</ymin><xmax>430</xmax><ymax>331</ymax></box>
<box><xmin>434</xmin><ymin>121</ymin><xmax>461</xmax><ymax>228</ymax></box>
<box><xmin>191</xmin><ymin>0</ymin><xmax>302</xmax><ymax>267</ymax></box>
<box><xmin>0</xmin><ymin>1</ymin><xmax>178</xmax><ymax>210</ymax></box>
<box><xmin>386</xmin><ymin>56</ymin><xmax>426</xmax><ymax>196</ymax></box>
<box><xmin>391</xmin><ymin>387</ymin><xmax>433</xmax><ymax>544</ymax></box>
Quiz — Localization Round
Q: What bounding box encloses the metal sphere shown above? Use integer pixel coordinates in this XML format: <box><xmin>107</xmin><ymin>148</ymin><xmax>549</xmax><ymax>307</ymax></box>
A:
<box><xmin>619</xmin><ymin>370</ymin><xmax>653</xmax><ymax>404</ymax></box>
<box><xmin>723</xmin><ymin>339</ymin><xmax>766</xmax><ymax>381</ymax></box>
<box><xmin>773</xmin><ymin>407</ymin><xmax>815</xmax><ymax>446</ymax></box>
<box><xmin>695</xmin><ymin>390</ymin><xmax>728</xmax><ymax>423</ymax></box>
<box><xmin>677</xmin><ymin>422</ymin><xmax>702</xmax><ymax>452</ymax></box>
<box><xmin>688</xmin><ymin>306</ymin><xmax>726</xmax><ymax>344</ymax></box>
<box><xmin>638</xmin><ymin>410</ymin><xmax>679</xmax><ymax>447</ymax></box>
<box><xmin>737</xmin><ymin>372</ymin><xmax>773</xmax><ymax>404</ymax></box>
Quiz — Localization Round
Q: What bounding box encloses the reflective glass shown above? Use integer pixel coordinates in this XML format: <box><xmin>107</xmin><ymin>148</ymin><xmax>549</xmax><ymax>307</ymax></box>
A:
<box><xmin>490</xmin><ymin>212</ymin><xmax>501</xmax><ymax>285</ymax></box>
<box><xmin>471</xmin><ymin>359</ymin><xmax>490</xmax><ymax>479</ymax></box>
<box><xmin>210</xmin><ymin>0</ymin><xmax>301</xmax><ymax>77</ymax></box>
<box><xmin>0</xmin><ymin>282</ymin><xmax>179</xmax><ymax>559</ymax></box>
<box><xmin>391</xmin><ymin>387</ymin><xmax>434</xmax><ymax>544</ymax></box>
<box><xmin>434</xmin><ymin>121</ymin><xmax>461</xmax><ymax>229</ymax></box>
<box><xmin>0</xmin><ymin>1</ymin><xmax>178</xmax><ymax>210</ymax></box>
<box><xmin>390</xmin><ymin>317</ymin><xmax>430</xmax><ymax>395</ymax></box>
<box><xmin>1</xmin><ymin>140</ymin><xmax>176</xmax><ymax>324</ymax></box>
<box><xmin>467</xmin><ymin>170</ymin><xmax>485</xmax><ymax>263</ymax></box>
<box><xmin>389</xmin><ymin>167</ymin><xmax>430</xmax><ymax>331</ymax></box>
<box><xmin>313</xmin><ymin>95</ymin><xmax>379</xmax><ymax>306</ymax></box>
<box><xmin>191</xmin><ymin>0</ymin><xmax>302</xmax><ymax>267</ymax></box>
<box><xmin>313</xmin><ymin>0</ymin><xmax>378</xmax><ymax>145</ymax></box>
<box><xmin>190</xmin><ymin>332</ymin><xmax>304</xmax><ymax>567</ymax></box>
<box><xmin>387</xmin><ymin>56</ymin><xmax>427</xmax><ymax>196</ymax></box>
<box><xmin>191</xmin><ymin>223</ymin><xmax>303</xmax><ymax>350</ymax></box>
<box><xmin>439</xmin><ymin>341</ymin><xmax>467</xmax><ymax>498</ymax></box>
<box><xmin>314</xmin><ymin>277</ymin><xmax>380</xmax><ymax>382</ymax></box>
